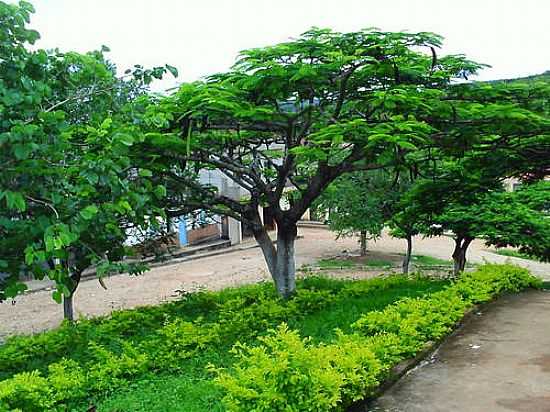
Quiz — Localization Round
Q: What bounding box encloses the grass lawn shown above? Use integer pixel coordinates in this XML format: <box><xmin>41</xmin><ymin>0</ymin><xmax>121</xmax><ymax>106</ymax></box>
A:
<box><xmin>314</xmin><ymin>254</ymin><xmax>461</xmax><ymax>270</ymax></box>
<box><xmin>410</xmin><ymin>254</ymin><xmax>453</xmax><ymax>266</ymax></box>
<box><xmin>492</xmin><ymin>248</ymin><xmax>539</xmax><ymax>261</ymax></box>
<box><xmin>0</xmin><ymin>275</ymin><xmax>448</xmax><ymax>412</ymax></box>
<box><xmin>315</xmin><ymin>257</ymin><xmax>394</xmax><ymax>269</ymax></box>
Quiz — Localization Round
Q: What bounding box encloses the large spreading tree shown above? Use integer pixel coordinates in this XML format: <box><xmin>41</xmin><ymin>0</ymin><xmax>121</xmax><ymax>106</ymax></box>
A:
<box><xmin>143</xmin><ymin>28</ymin><xmax>483</xmax><ymax>297</ymax></box>
<box><xmin>374</xmin><ymin>70</ymin><xmax>550</xmax><ymax>275</ymax></box>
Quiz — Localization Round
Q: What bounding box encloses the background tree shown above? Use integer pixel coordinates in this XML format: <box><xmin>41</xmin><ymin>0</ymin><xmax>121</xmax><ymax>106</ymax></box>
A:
<box><xmin>388</xmin><ymin>69</ymin><xmax>550</xmax><ymax>275</ymax></box>
<box><xmin>463</xmin><ymin>181</ymin><xmax>549</xmax><ymax>262</ymax></box>
<box><xmin>315</xmin><ymin>169</ymin><xmax>409</xmax><ymax>257</ymax></box>
<box><xmin>388</xmin><ymin>200</ymin><xmax>422</xmax><ymax>274</ymax></box>
<box><xmin>402</xmin><ymin>167</ymin><xmax>549</xmax><ymax>275</ymax></box>
<box><xmin>143</xmin><ymin>28</ymin><xmax>483</xmax><ymax>297</ymax></box>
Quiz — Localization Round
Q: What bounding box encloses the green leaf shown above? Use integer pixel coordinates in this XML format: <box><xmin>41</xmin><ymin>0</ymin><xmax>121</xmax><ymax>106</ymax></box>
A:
<box><xmin>153</xmin><ymin>185</ymin><xmax>167</xmax><ymax>199</ymax></box>
<box><xmin>4</xmin><ymin>282</ymin><xmax>27</xmax><ymax>298</ymax></box>
<box><xmin>138</xmin><ymin>169</ymin><xmax>153</xmax><ymax>177</ymax></box>
<box><xmin>116</xmin><ymin>133</ymin><xmax>134</xmax><ymax>146</ymax></box>
<box><xmin>52</xmin><ymin>290</ymin><xmax>63</xmax><ymax>304</ymax></box>
<box><xmin>396</xmin><ymin>141</ymin><xmax>418</xmax><ymax>150</ymax></box>
<box><xmin>45</xmin><ymin>236</ymin><xmax>55</xmax><ymax>252</ymax></box>
<box><xmin>13</xmin><ymin>144</ymin><xmax>32</xmax><ymax>160</ymax></box>
<box><xmin>165</xmin><ymin>64</ymin><xmax>179</xmax><ymax>78</ymax></box>
<box><xmin>80</xmin><ymin>205</ymin><xmax>99</xmax><ymax>220</ymax></box>
<box><xmin>24</xmin><ymin>246</ymin><xmax>34</xmax><ymax>265</ymax></box>
<box><xmin>100</xmin><ymin>118</ymin><xmax>113</xmax><ymax>130</ymax></box>
<box><xmin>5</xmin><ymin>191</ymin><xmax>26</xmax><ymax>211</ymax></box>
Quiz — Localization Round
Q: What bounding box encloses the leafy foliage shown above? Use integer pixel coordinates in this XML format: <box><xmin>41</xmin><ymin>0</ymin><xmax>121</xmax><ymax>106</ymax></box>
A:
<box><xmin>216</xmin><ymin>264</ymin><xmax>540</xmax><ymax>411</ymax></box>
<box><xmin>0</xmin><ymin>1</ymin><xmax>176</xmax><ymax>303</ymax></box>
<box><xmin>0</xmin><ymin>275</ymin><xmax>447</xmax><ymax>411</ymax></box>
<box><xmin>140</xmin><ymin>27</ymin><xmax>485</xmax><ymax>297</ymax></box>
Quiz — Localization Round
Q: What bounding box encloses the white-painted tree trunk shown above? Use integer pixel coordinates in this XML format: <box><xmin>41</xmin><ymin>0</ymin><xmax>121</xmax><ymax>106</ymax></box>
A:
<box><xmin>360</xmin><ymin>230</ymin><xmax>367</xmax><ymax>256</ymax></box>
<box><xmin>402</xmin><ymin>234</ymin><xmax>413</xmax><ymax>274</ymax></box>
<box><xmin>254</xmin><ymin>223</ymin><xmax>297</xmax><ymax>298</ymax></box>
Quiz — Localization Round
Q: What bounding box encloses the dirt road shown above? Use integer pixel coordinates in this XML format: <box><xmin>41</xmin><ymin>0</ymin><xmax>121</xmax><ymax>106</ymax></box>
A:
<box><xmin>1</xmin><ymin>227</ymin><xmax>548</xmax><ymax>339</ymax></box>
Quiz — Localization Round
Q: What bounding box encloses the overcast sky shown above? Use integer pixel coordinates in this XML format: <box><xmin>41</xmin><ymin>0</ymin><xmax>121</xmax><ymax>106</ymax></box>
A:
<box><xmin>27</xmin><ymin>0</ymin><xmax>550</xmax><ymax>92</ymax></box>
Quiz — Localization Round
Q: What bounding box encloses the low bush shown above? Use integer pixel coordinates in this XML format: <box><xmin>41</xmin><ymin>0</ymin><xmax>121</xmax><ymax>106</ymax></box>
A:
<box><xmin>214</xmin><ymin>264</ymin><xmax>540</xmax><ymax>412</ymax></box>
<box><xmin>0</xmin><ymin>371</ymin><xmax>54</xmax><ymax>412</ymax></box>
<box><xmin>0</xmin><ymin>274</ymin><xmax>445</xmax><ymax>411</ymax></box>
<box><xmin>2</xmin><ymin>266</ymin><xmax>532</xmax><ymax>411</ymax></box>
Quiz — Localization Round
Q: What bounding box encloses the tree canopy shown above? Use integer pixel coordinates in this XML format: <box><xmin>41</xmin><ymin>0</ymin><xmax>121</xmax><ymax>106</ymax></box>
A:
<box><xmin>0</xmin><ymin>1</ymin><xmax>175</xmax><ymax>317</ymax></box>
<box><xmin>2</xmin><ymin>1</ymin><xmax>548</xmax><ymax>305</ymax></box>
<box><xmin>141</xmin><ymin>28</ymin><xmax>484</xmax><ymax>297</ymax></box>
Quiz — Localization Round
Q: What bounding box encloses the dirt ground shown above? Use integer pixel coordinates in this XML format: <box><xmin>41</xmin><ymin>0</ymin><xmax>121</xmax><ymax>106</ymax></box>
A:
<box><xmin>1</xmin><ymin>227</ymin><xmax>548</xmax><ymax>339</ymax></box>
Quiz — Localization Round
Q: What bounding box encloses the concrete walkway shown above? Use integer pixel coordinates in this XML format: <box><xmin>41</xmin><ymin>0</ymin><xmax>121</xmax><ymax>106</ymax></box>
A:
<box><xmin>370</xmin><ymin>290</ymin><xmax>550</xmax><ymax>412</ymax></box>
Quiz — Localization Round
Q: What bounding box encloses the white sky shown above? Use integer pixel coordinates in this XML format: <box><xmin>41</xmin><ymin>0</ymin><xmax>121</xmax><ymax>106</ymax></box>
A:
<box><xmin>26</xmin><ymin>0</ymin><xmax>550</xmax><ymax>92</ymax></box>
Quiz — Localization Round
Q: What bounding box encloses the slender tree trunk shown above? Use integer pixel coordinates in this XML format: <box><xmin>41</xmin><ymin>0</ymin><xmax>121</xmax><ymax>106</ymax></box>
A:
<box><xmin>359</xmin><ymin>230</ymin><xmax>367</xmax><ymax>256</ymax></box>
<box><xmin>402</xmin><ymin>234</ymin><xmax>413</xmax><ymax>275</ymax></box>
<box><xmin>274</xmin><ymin>226</ymin><xmax>297</xmax><ymax>298</ymax></box>
<box><xmin>63</xmin><ymin>294</ymin><xmax>75</xmax><ymax>321</ymax></box>
<box><xmin>452</xmin><ymin>237</ymin><xmax>473</xmax><ymax>276</ymax></box>
<box><xmin>63</xmin><ymin>271</ymin><xmax>82</xmax><ymax>322</ymax></box>
<box><xmin>253</xmin><ymin>221</ymin><xmax>298</xmax><ymax>299</ymax></box>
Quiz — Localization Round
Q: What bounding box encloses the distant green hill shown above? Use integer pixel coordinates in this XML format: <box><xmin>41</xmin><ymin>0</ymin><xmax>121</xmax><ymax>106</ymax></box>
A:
<box><xmin>486</xmin><ymin>70</ymin><xmax>550</xmax><ymax>84</ymax></box>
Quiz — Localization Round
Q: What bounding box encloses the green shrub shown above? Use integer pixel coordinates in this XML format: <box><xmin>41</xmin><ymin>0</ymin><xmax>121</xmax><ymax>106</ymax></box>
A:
<box><xmin>148</xmin><ymin>318</ymin><xmax>221</xmax><ymax>370</ymax></box>
<box><xmin>291</xmin><ymin>289</ymin><xmax>337</xmax><ymax>312</ymax></box>
<box><xmin>323</xmin><ymin>332</ymin><xmax>384</xmax><ymax>403</ymax></box>
<box><xmin>352</xmin><ymin>288</ymin><xmax>470</xmax><ymax>356</ymax></box>
<box><xmin>0</xmin><ymin>264</ymin><xmax>538</xmax><ymax>412</ymax></box>
<box><xmin>47</xmin><ymin>359</ymin><xmax>87</xmax><ymax>403</ymax></box>
<box><xmin>454</xmin><ymin>263</ymin><xmax>541</xmax><ymax>303</ymax></box>
<box><xmin>216</xmin><ymin>264</ymin><xmax>540</xmax><ymax>412</ymax></box>
<box><xmin>214</xmin><ymin>324</ymin><xmax>345</xmax><ymax>412</ymax></box>
<box><xmin>0</xmin><ymin>371</ymin><xmax>54</xmax><ymax>412</ymax></box>
<box><xmin>87</xmin><ymin>342</ymin><xmax>150</xmax><ymax>392</ymax></box>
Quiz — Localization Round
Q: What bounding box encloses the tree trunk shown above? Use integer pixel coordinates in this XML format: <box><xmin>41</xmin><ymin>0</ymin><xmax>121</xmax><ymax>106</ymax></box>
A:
<box><xmin>253</xmin><ymin>222</ymin><xmax>297</xmax><ymax>299</ymax></box>
<box><xmin>402</xmin><ymin>234</ymin><xmax>413</xmax><ymax>275</ymax></box>
<box><xmin>273</xmin><ymin>226</ymin><xmax>297</xmax><ymax>298</ymax></box>
<box><xmin>452</xmin><ymin>237</ymin><xmax>473</xmax><ymax>276</ymax></box>
<box><xmin>63</xmin><ymin>271</ymin><xmax>82</xmax><ymax>322</ymax></box>
<box><xmin>359</xmin><ymin>230</ymin><xmax>367</xmax><ymax>256</ymax></box>
<box><xmin>63</xmin><ymin>294</ymin><xmax>75</xmax><ymax>321</ymax></box>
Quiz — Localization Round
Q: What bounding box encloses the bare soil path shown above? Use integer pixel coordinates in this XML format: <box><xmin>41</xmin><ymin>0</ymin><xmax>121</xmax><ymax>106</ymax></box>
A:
<box><xmin>369</xmin><ymin>290</ymin><xmax>550</xmax><ymax>412</ymax></box>
<box><xmin>1</xmin><ymin>227</ymin><xmax>548</xmax><ymax>339</ymax></box>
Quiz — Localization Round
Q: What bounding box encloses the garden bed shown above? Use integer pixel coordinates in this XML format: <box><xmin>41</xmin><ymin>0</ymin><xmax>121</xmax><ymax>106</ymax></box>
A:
<box><xmin>0</xmin><ymin>264</ymin><xmax>540</xmax><ymax>412</ymax></box>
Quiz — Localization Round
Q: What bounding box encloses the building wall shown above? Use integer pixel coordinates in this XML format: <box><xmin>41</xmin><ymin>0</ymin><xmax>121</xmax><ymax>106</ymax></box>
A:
<box><xmin>186</xmin><ymin>223</ymin><xmax>220</xmax><ymax>245</ymax></box>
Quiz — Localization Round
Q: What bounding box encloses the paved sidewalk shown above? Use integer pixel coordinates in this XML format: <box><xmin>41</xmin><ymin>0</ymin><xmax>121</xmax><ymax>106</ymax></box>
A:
<box><xmin>370</xmin><ymin>290</ymin><xmax>550</xmax><ymax>412</ymax></box>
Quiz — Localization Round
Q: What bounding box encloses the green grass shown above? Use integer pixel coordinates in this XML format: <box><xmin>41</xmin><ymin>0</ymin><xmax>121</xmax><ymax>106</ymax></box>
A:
<box><xmin>0</xmin><ymin>275</ymin><xmax>449</xmax><ymax>412</ymax></box>
<box><xmin>364</xmin><ymin>258</ymin><xmax>394</xmax><ymax>267</ymax></box>
<box><xmin>95</xmin><ymin>366</ymin><xmax>226</xmax><ymax>412</ymax></box>
<box><xmin>316</xmin><ymin>254</ymin><xmax>458</xmax><ymax>270</ymax></box>
<box><xmin>316</xmin><ymin>257</ymin><xmax>393</xmax><ymax>269</ymax></box>
<box><xmin>492</xmin><ymin>248</ymin><xmax>539</xmax><ymax>261</ymax></box>
<box><xmin>410</xmin><ymin>254</ymin><xmax>453</xmax><ymax>266</ymax></box>
<box><xmin>316</xmin><ymin>258</ymin><xmax>356</xmax><ymax>268</ymax></box>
